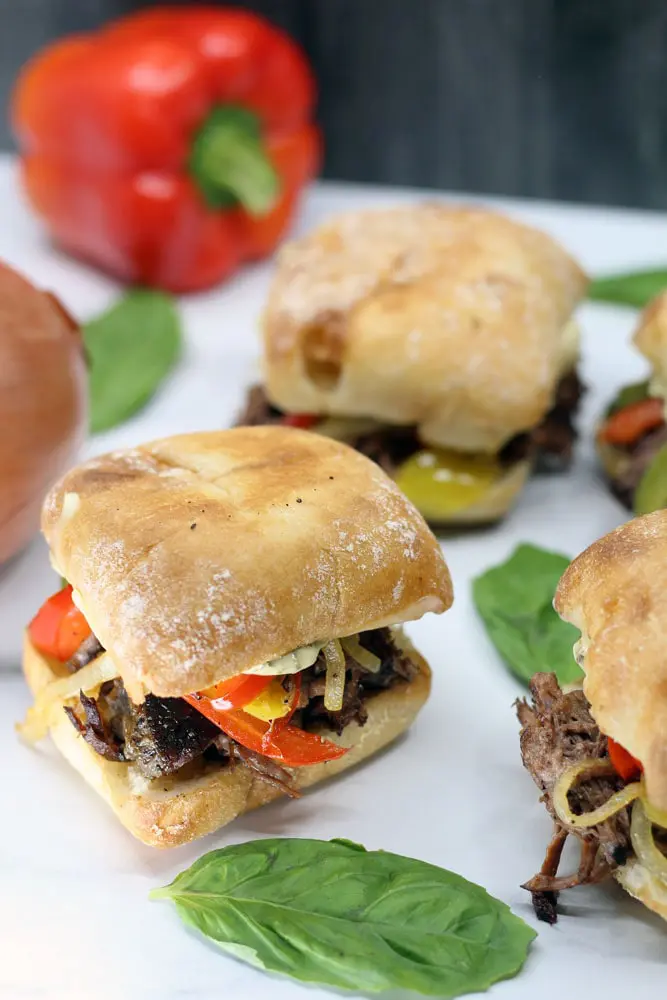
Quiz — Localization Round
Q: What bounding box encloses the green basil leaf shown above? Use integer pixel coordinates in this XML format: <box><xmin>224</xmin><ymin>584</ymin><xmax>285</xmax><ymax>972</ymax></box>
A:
<box><xmin>151</xmin><ymin>837</ymin><xmax>535</xmax><ymax>996</ymax></box>
<box><xmin>605</xmin><ymin>379</ymin><xmax>651</xmax><ymax>418</ymax></box>
<box><xmin>635</xmin><ymin>442</ymin><xmax>667</xmax><ymax>514</ymax></box>
<box><xmin>472</xmin><ymin>543</ymin><xmax>582</xmax><ymax>686</ymax></box>
<box><xmin>85</xmin><ymin>289</ymin><xmax>182</xmax><ymax>434</ymax></box>
<box><xmin>589</xmin><ymin>269</ymin><xmax>667</xmax><ymax>308</ymax></box>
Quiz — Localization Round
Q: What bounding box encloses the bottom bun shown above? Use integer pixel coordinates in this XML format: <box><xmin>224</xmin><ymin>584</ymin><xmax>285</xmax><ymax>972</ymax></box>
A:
<box><xmin>427</xmin><ymin>459</ymin><xmax>531</xmax><ymax>527</ymax></box>
<box><xmin>22</xmin><ymin>634</ymin><xmax>431</xmax><ymax>848</ymax></box>
<box><xmin>615</xmin><ymin>859</ymin><xmax>667</xmax><ymax>922</ymax></box>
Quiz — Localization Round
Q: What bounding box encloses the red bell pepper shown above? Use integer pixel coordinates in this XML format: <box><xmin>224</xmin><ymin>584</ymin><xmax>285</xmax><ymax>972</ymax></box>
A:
<box><xmin>202</xmin><ymin>673</ymin><xmax>273</xmax><ymax>711</ymax></box>
<box><xmin>607</xmin><ymin>737</ymin><xmax>642</xmax><ymax>782</ymax></box>
<box><xmin>184</xmin><ymin>691</ymin><xmax>348</xmax><ymax>767</ymax></box>
<box><xmin>599</xmin><ymin>397</ymin><xmax>664</xmax><ymax>446</ymax></box>
<box><xmin>12</xmin><ymin>7</ymin><xmax>320</xmax><ymax>292</ymax></box>
<box><xmin>29</xmin><ymin>584</ymin><xmax>92</xmax><ymax>662</ymax></box>
<box><xmin>269</xmin><ymin>673</ymin><xmax>301</xmax><ymax>733</ymax></box>
<box><xmin>281</xmin><ymin>413</ymin><xmax>319</xmax><ymax>429</ymax></box>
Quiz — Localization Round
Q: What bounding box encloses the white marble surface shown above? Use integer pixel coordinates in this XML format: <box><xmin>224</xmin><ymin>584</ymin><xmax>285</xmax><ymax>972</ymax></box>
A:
<box><xmin>1</xmin><ymin>157</ymin><xmax>667</xmax><ymax>998</ymax></box>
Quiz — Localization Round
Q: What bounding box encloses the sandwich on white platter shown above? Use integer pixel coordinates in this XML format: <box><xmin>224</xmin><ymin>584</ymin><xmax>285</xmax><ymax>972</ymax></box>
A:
<box><xmin>20</xmin><ymin>426</ymin><xmax>452</xmax><ymax>847</ymax></box>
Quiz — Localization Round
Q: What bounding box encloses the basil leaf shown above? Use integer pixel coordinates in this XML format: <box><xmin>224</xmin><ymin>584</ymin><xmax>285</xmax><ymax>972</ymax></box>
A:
<box><xmin>151</xmin><ymin>837</ymin><xmax>535</xmax><ymax>996</ymax></box>
<box><xmin>605</xmin><ymin>379</ymin><xmax>651</xmax><ymax>418</ymax></box>
<box><xmin>473</xmin><ymin>543</ymin><xmax>582</xmax><ymax>686</ymax></box>
<box><xmin>85</xmin><ymin>289</ymin><xmax>182</xmax><ymax>433</ymax></box>
<box><xmin>635</xmin><ymin>442</ymin><xmax>667</xmax><ymax>514</ymax></box>
<box><xmin>589</xmin><ymin>269</ymin><xmax>667</xmax><ymax>308</ymax></box>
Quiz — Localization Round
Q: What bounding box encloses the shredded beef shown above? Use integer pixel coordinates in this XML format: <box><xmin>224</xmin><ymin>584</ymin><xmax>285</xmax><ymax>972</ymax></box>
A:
<box><xmin>120</xmin><ymin>692</ymin><xmax>222</xmax><ymax>780</ymax></box>
<box><xmin>349</xmin><ymin>427</ymin><xmax>421</xmax><ymax>479</ymax></box>
<box><xmin>606</xmin><ymin>421</ymin><xmax>667</xmax><ymax>509</ymax></box>
<box><xmin>236</xmin><ymin>370</ymin><xmax>583</xmax><ymax>480</ymax></box>
<box><xmin>237</xmin><ymin>384</ymin><xmax>284</xmax><ymax>427</ymax></box>
<box><xmin>299</xmin><ymin>630</ymin><xmax>416</xmax><ymax>735</ymax></box>
<box><xmin>64</xmin><ymin>627</ymin><xmax>413</xmax><ymax>788</ymax></box>
<box><xmin>212</xmin><ymin>733</ymin><xmax>298</xmax><ymax>797</ymax></box>
<box><xmin>65</xmin><ymin>633</ymin><xmax>104</xmax><ymax>673</ymax></box>
<box><xmin>502</xmin><ymin>369</ymin><xmax>585</xmax><ymax>472</ymax></box>
<box><xmin>516</xmin><ymin>673</ymin><xmax>632</xmax><ymax>922</ymax></box>
<box><xmin>64</xmin><ymin>690</ymin><xmax>124</xmax><ymax>762</ymax></box>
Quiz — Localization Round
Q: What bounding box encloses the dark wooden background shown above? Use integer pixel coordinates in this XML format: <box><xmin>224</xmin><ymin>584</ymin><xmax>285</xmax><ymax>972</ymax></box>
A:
<box><xmin>4</xmin><ymin>0</ymin><xmax>667</xmax><ymax>209</ymax></box>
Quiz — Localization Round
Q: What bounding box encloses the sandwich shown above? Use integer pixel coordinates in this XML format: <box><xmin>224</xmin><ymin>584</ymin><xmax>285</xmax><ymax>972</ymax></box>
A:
<box><xmin>517</xmin><ymin>511</ymin><xmax>667</xmax><ymax>924</ymax></box>
<box><xmin>19</xmin><ymin>426</ymin><xmax>452</xmax><ymax>848</ymax></box>
<box><xmin>597</xmin><ymin>292</ymin><xmax>667</xmax><ymax>513</ymax></box>
<box><xmin>238</xmin><ymin>203</ymin><xmax>588</xmax><ymax>525</ymax></box>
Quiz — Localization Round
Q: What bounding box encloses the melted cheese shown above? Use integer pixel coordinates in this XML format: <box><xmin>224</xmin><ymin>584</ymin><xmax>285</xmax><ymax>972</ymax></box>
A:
<box><xmin>242</xmin><ymin>641</ymin><xmax>325</xmax><ymax>676</ymax></box>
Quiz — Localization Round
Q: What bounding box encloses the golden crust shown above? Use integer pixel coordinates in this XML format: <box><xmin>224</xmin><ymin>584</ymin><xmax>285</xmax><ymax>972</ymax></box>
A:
<box><xmin>615</xmin><ymin>859</ymin><xmax>667</xmax><ymax>922</ymax></box>
<box><xmin>42</xmin><ymin>427</ymin><xmax>452</xmax><ymax>700</ymax></box>
<box><xmin>263</xmin><ymin>204</ymin><xmax>587</xmax><ymax>453</ymax></box>
<box><xmin>633</xmin><ymin>292</ymin><xmax>667</xmax><ymax>382</ymax></box>
<box><xmin>555</xmin><ymin>511</ymin><xmax>667</xmax><ymax>812</ymax></box>
<box><xmin>22</xmin><ymin>633</ymin><xmax>431</xmax><ymax>848</ymax></box>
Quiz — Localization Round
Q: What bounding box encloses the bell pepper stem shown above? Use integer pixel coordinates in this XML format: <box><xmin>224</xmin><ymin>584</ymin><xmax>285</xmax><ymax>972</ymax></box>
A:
<box><xmin>190</xmin><ymin>106</ymin><xmax>280</xmax><ymax>216</ymax></box>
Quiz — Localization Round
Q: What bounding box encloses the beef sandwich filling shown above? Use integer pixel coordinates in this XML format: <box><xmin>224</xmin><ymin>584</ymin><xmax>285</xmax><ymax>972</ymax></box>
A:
<box><xmin>59</xmin><ymin>627</ymin><xmax>416</xmax><ymax>796</ymax></box>
<box><xmin>597</xmin><ymin>383</ymin><xmax>667</xmax><ymax>510</ymax></box>
<box><xmin>238</xmin><ymin>369</ymin><xmax>584</xmax><ymax>481</ymax></box>
<box><xmin>517</xmin><ymin>673</ymin><xmax>667</xmax><ymax>925</ymax></box>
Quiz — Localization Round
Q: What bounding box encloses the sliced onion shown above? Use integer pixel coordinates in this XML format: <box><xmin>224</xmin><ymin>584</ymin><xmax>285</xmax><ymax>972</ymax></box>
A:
<box><xmin>552</xmin><ymin>757</ymin><xmax>641</xmax><ymax>828</ymax></box>
<box><xmin>631</xmin><ymin>799</ymin><xmax>667</xmax><ymax>885</ymax></box>
<box><xmin>640</xmin><ymin>787</ymin><xmax>667</xmax><ymax>829</ymax></box>
<box><xmin>18</xmin><ymin>653</ymin><xmax>119</xmax><ymax>744</ymax></box>
<box><xmin>341</xmin><ymin>635</ymin><xmax>381</xmax><ymax>673</ymax></box>
<box><xmin>323</xmin><ymin>639</ymin><xmax>346</xmax><ymax>712</ymax></box>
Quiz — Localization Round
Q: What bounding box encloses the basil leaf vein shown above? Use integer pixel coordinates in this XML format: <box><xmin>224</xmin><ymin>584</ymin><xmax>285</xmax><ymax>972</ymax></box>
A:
<box><xmin>152</xmin><ymin>838</ymin><xmax>535</xmax><ymax>996</ymax></box>
<box><xmin>85</xmin><ymin>288</ymin><xmax>182</xmax><ymax>433</ymax></box>
<box><xmin>473</xmin><ymin>543</ymin><xmax>582</xmax><ymax>686</ymax></box>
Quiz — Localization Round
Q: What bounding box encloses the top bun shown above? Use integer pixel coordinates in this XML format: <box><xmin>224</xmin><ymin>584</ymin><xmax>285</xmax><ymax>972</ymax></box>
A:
<box><xmin>555</xmin><ymin>511</ymin><xmax>667</xmax><ymax>811</ymax></box>
<box><xmin>42</xmin><ymin>427</ymin><xmax>453</xmax><ymax>701</ymax></box>
<box><xmin>633</xmin><ymin>292</ymin><xmax>667</xmax><ymax>388</ymax></box>
<box><xmin>263</xmin><ymin>204</ymin><xmax>587</xmax><ymax>453</ymax></box>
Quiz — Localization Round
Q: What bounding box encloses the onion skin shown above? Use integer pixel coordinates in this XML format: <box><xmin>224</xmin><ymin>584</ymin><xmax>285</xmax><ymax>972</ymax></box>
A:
<box><xmin>0</xmin><ymin>261</ymin><xmax>87</xmax><ymax>564</ymax></box>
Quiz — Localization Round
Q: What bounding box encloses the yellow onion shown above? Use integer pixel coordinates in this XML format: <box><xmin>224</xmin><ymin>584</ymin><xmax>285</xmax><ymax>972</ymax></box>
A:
<box><xmin>631</xmin><ymin>799</ymin><xmax>667</xmax><ymax>885</ymax></box>
<box><xmin>341</xmin><ymin>635</ymin><xmax>381</xmax><ymax>673</ymax></box>
<box><xmin>18</xmin><ymin>652</ymin><xmax>118</xmax><ymax>744</ymax></box>
<box><xmin>552</xmin><ymin>758</ymin><xmax>641</xmax><ymax>828</ymax></box>
<box><xmin>323</xmin><ymin>639</ymin><xmax>346</xmax><ymax>712</ymax></box>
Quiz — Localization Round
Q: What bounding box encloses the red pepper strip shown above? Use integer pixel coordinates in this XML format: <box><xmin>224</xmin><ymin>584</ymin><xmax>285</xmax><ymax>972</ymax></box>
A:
<box><xmin>282</xmin><ymin>413</ymin><xmax>319</xmax><ymax>429</ymax></box>
<box><xmin>28</xmin><ymin>584</ymin><xmax>92</xmax><ymax>662</ymax></box>
<box><xmin>608</xmin><ymin>737</ymin><xmax>642</xmax><ymax>782</ymax></box>
<box><xmin>202</xmin><ymin>673</ymin><xmax>272</xmax><ymax>711</ymax></box>
<box><xmin>599</xmin><ymin>398</ymin><xmax>664</xmax><ymax>446</ymax></box>
<box><xmin>184</xmin><ymin>692</ymin><xmax>347</xmax><ymax>767</ymax></box>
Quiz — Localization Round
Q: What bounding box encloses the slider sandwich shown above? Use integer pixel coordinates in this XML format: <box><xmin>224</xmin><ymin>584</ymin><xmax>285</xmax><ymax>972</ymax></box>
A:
<box><xmin>19</xmin><ymin>427</ymin><xmax>452</xmax><ymax>847</ymax></box>
<box><xmin>518</xmin><ymin>511</ymin><xmax>667</xmax><ymax>924</ymax></box>
<box><xmin>239</xmin><ymin>203</ymin><xmax>588</xmax><ymax>525</ymax></box>
<box><xmin>597</xmin><ymin>292</ymin><xmax>667</xmax><ymax>513</ymax></box>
